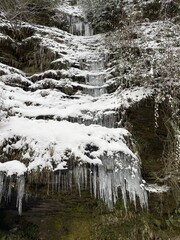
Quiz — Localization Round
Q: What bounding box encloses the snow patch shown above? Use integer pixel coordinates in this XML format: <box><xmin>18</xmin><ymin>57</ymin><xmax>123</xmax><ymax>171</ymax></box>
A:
<box><xmin>0</xmin><ymin>160</ymin><xmax>27</xmax><ymax>176</ymax></box>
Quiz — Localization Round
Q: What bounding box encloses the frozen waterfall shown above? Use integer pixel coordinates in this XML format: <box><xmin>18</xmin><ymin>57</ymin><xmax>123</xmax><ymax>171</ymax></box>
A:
<box><xmin>0</xmin><ymin>0</ymin><xmax>148</xmax><ymax>214</ymax></box>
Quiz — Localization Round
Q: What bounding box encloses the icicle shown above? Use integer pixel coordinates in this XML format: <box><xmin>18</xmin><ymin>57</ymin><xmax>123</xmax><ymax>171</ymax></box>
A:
<box><xmin>84</xmin><ymin>167</ymin><xmax>87</xmax><ymax>189</ymax></box>
<box><xmin>76</xmin><ymin>21</ymin><xmax>83</xmax><ymax>35</ymax></box>
<box><xmin>89</xmin><ymin>168</ymin><xmax>93</xmax><ymax>196</ymax></box>
<box><xmin>16</xmin><ymin>175</ymin><xmax>25</xmax><ymax>215</ymax></box>
<box><xmin>7</xmin><ymin>176</ymin><xmax>12</xmax><ymax>203</ymax></box>
<box><xmin>68</xmin><ymin>170</ymin><xmax>73</xmax><ymax>189</ymax></box>
<box><xmin>95</xmin><ymin>153</ymin><xmax>148</xmax><ymax>210</ymax></box>
<box><xmin>73</xmin><ymin>166</ymin><xmax>81</xmax><ymax>196</ymax></box>
<box><xmin>66</xmin><ymin>172</ymin><xmax>69</xmax><ymax>190</ymax></box>
<box><xmin>47</xmin><ymin>172</ymin><xmax>50</xmax><ymax>195</ymax></box>
<box><xmin>62</xmin><ymin>172</ymin><xmax>66</xmax><ymax>191</ymax></box>
<box><xmin>85</xmin><ymin>23</ymin><xmax>91</xmax><ymax>36</ymax></box>
<box><xmin>0</xmin><ymin>172</ymin><xmax>4</xmax><ymax>203</ymax></box>
<box><xmin>69</xmin><ymin>16</ymin><xmax>87</xmax><ymax>36</ymax></box>
<box><xmin>118</xmin><ymin>172</ymin><xmax>127</xmax><ymax>210</ymax></box>
<box><xmin>73</xmin><ymin>165</ymin><xmax>89</xmax><ymax>195</ymax></box>
<box><xmin>92</xmin><ymin>165</ymin><xmax>97</xmax><ymax>198</ymax></box>
<box><xmin>55</xmin><ymin>173</ymin><xmax>58</xmax><ymax>192</ymax></box>
<box><xmin>51</xmin><ymin>172</ymin><xmax>55</xmax><ymax>194</ymax></box>
<box><xmin>98</xmin><ymin>165</ymin><xmax>115</xmax><ymax>210</ymax></box>
<box><xmin>58</xmin><ymin>171</ymin><xmax>61</xmax><ymax>192</ymax></box>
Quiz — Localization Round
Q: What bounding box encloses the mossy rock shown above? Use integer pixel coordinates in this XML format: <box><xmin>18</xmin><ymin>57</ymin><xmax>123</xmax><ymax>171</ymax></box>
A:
<box><xmin>125</xmin><ymin>98</ymin><xmax>166</xmax><ymax>181</ymax></box>
<box><xmin>0</xmin><ymin>26</ymin><xmax>35</xmax><ymax>42</ymax></box>
<box><xmin>0</xmin><ymin>29</ymin><xmax>57</xmax><ymax>74</ymax></box>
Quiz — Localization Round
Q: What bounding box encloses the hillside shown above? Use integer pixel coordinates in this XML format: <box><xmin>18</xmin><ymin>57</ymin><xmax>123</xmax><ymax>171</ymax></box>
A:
<box><xmin>0</xmin><ymin>0</ymin><xmax>180</xmax><ymax>239</ymax></box>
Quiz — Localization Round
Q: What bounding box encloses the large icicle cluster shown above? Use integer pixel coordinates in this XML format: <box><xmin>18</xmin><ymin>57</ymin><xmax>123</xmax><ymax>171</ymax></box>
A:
<box><xmin>0</xmin><ymin>116</ymin><xmax>148</xmax><ymax>212</ymax></box>
<box><xmin>53</xmin><ymin>159</ymin><xmax>148</xmax><ymax>210</ymax></box>
<box><xmin>0</xmin><ymin>161</ymin><xmax>26</xmax><ymax>215</ymax></box>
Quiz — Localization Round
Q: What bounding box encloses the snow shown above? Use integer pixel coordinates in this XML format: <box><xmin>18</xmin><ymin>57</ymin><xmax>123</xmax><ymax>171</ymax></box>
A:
<box><xmin>0</xmin><ymin>116</ymin><xmax>134</xmax><ymax>169</ymax></box>
<box><xmin>57</xmin><ymin>0</ymin><xmax>84</xmax><ymax>18</ymax></box>
<box><xmin>119</xmin><ymin>87</ymin><xmax>153</xmax><ymax>108</ymax></box>
<box><xmin>0</xmin><ymin>114</ymin><xmax>148</xmax><ymax>210</ymax></box>
<box><xmin>135</xmin><ymin>20</ymin><xmax>180</xmax><ymax>50</ymax></box>
<box><xmin>146</xmin><ymin>184</ymin><xmax>169</xmax><ymax>193</ymax></box>
<box><xmin>2</xmin><ymin>78</ymin><xmax>152</xmax><ymax>124</ymax></box>
<box><xmin>1</xmin><ymin>73</ymin><xmax>32</xmax><ymax>87</ymax></box>
<box><xmin>0</xmin><ymin>63</ymin><xmax>25</xmax><ymax>77</ymax></box>
<box><xmin>0</xmin><ymin>160</ymin><xmax>27</xmax><ymax>176</ymax></box>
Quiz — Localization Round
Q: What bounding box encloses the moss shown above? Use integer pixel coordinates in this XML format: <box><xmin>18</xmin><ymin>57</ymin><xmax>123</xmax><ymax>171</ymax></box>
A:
<box><xmin>0</xmin><ymin>209</ymin><xmax>39</xmax><ymax>240</ymax></box>
<box><xmin>1</xmin><ymin>190</ymin><xmax>180</xmax><ymax>240</ymax></box>
<box><xmin>125</xmin><ymin>98</ymin><xmax>165</xmax><ymax>181</ymax></box>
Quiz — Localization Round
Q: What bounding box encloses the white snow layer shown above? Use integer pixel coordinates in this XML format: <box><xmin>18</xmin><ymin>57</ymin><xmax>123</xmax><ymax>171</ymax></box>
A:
<box><xmin>0</xmin><ymin>116</ymin><xmax>134</xmax><ymax>168</ymax></box>
<box><xmin>146</xmin><ymin>184</ymin><xmax>169</xmax><ymax>193</ymax></box>
<box><xmin>0</xmin><ymin>160</ymin><xmax>27</xmax><ymax>176</ymax></box>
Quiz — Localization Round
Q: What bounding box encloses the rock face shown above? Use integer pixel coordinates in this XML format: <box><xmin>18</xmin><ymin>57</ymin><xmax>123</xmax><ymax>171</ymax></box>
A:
<box><xmin>0</xmin><ymin>0</ymin><xmax>180</xmax><ymax>239</ymax></box>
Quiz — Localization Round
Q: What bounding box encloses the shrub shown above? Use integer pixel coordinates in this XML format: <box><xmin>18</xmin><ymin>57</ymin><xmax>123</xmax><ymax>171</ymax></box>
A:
<box><xmin>80</xmin><ymin>0</ymin><xmax>126</xmax><ymax>33</ymax></box>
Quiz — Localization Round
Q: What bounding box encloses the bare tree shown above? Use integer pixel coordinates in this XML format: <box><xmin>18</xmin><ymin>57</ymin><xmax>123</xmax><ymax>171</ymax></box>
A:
<box><xmin>0</xmin><ymin>0</ymin><xmax>59</xmax><ymax>39</ymax></box>
<box><xmin>0</xmin><ymin>0</ymin><xmax>59</xmax><ymax>26</ymax></box>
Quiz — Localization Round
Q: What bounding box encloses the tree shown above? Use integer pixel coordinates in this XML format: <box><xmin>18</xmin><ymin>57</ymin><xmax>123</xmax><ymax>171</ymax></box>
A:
<box><xmin>0</xmin><ymin>0</ymin><xmax>59</xmax><ymax>26</ymax></box>
<box><xmin>0</xmin><ymin>0</ymin><xmax>59</xmax><ymax>40</ymax></box>
<box><xmin>79</xmin><ymin>0</ymin><xmax>125</xmax><ymax>33</ymax></box>
<box><xmin>108</xmin><ymin>21</ymin><xmax>180</xmax><ymax>181</ymax></box>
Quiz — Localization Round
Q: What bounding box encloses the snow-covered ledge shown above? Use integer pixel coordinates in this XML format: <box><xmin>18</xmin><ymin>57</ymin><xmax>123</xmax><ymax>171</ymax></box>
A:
<box><xmin>0</xmin><ymin>116</ymin><xmax>148</xmax><ymax>213</ymax></box>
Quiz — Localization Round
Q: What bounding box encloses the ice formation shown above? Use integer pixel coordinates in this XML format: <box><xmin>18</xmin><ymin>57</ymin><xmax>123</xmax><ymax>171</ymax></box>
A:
<box><xmin>0</xmin><ymin>0</ymin><xmax>151</xmax><ymax>214</ymax></box>
<box><xmin>69</xmin><ymin>16</ymin><xmax>93</xmax><ymax>36</ymax></box>
<box><xmin>0</xmin><ymin>161</ymin><xmax>26</xmax><ymax>214</ymax></box>
<box><xmin>0</xmin><ymin>173</ymin><xmax>4</xmax><ymax>203</ymax></box>
<box><xmin>16</xmin><ymin>175</ymin><xmax>25</xmax><ymax>215</ymax></box>
<box><xmin>54</xmin><ymin>159</ymin><xmax>148</xmax><ymax>210</ymax></box>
